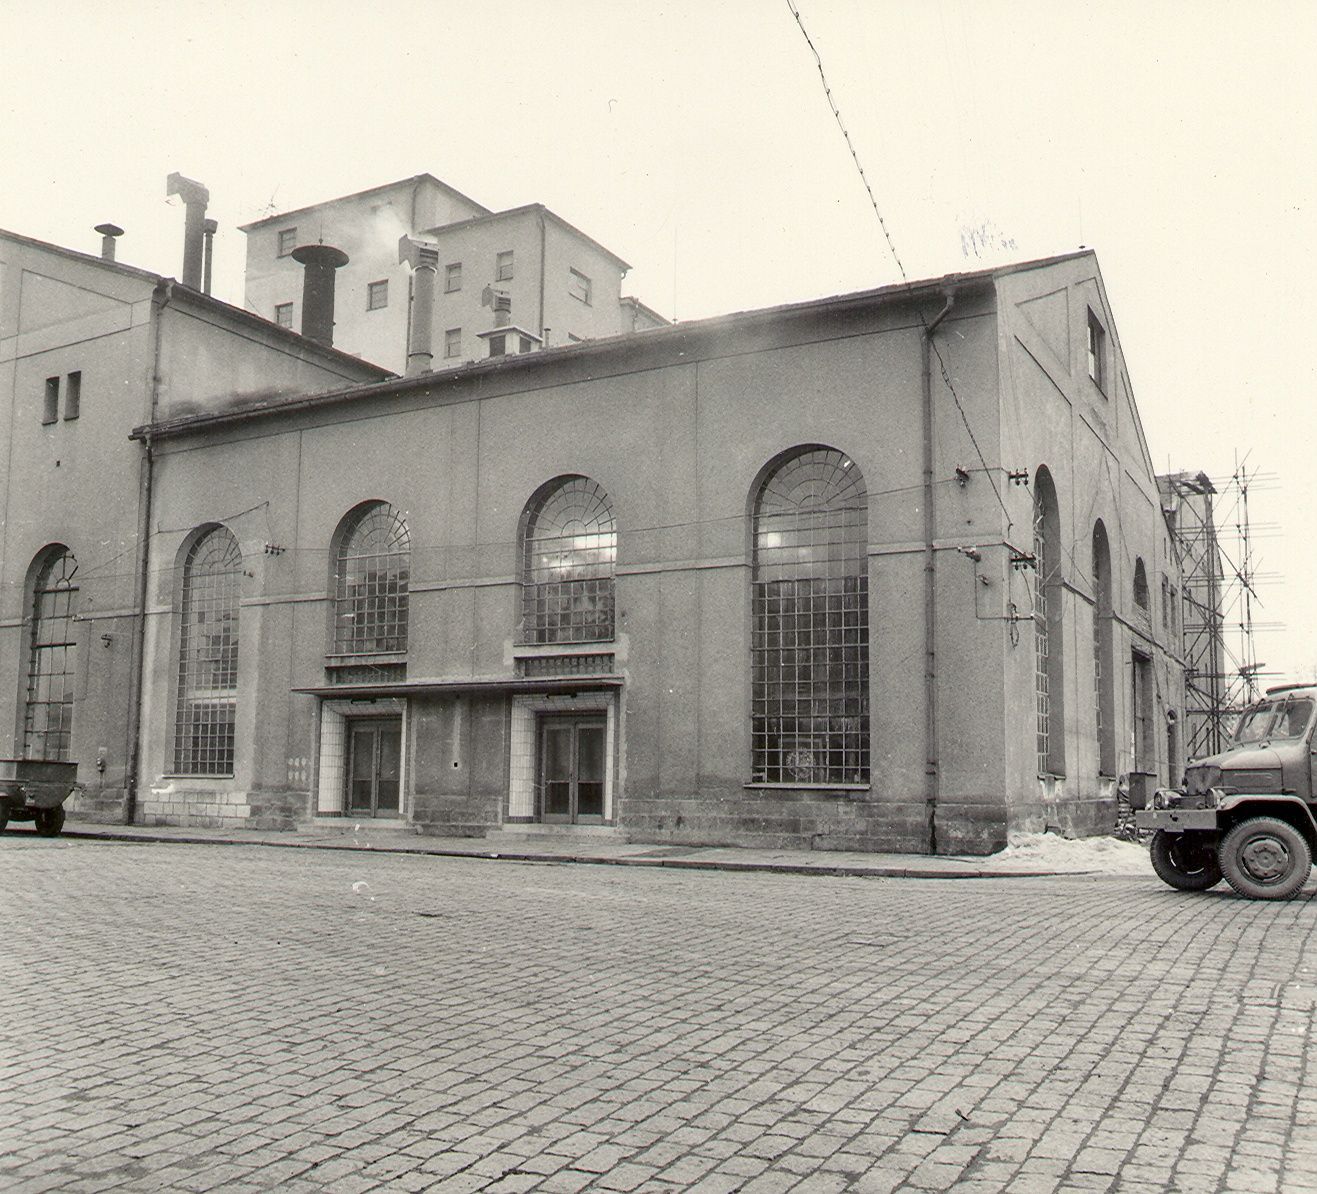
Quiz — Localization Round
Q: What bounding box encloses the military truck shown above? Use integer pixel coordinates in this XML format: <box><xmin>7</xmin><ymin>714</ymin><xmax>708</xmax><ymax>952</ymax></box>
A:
<box><xmin>1136</xmin><ymin>684</ymin><xmax>1317</xmax><ymax>900</ymax></box>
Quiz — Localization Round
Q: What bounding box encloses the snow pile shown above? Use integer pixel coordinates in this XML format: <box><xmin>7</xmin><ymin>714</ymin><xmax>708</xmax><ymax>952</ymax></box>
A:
<box><xmin>991</xmin><ymin>831</ymin><xmax>1152</xmax><ymax>875</ymax></box>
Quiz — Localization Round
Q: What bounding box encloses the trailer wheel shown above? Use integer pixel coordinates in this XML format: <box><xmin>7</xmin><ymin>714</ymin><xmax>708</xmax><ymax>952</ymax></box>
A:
<box><xmin>1220</xmin><ymin>817</ymin><xmax>1312</xmax><ymax>900</ymax></box>
<box><xmin>34</xmin><ymin>807</ymin><xmax>65</xmax><ymax>837</ymax></box>
<box><xmin>1149</xmin><ymin>830</ymin><xmax>1222</xmax><ymax>891</ymax></box>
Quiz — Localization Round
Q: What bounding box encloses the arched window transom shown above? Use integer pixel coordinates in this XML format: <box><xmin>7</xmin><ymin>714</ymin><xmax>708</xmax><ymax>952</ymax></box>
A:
<box><xmin>334</xmin><ymin>503</ymin><xmax>410</xmax><ymax>655</ymax></box>
<box><xmin>174</xmin><ymin>527</ymin><xmax>241</xmax><ymax>775</ymax></box>
<box><xmin>751</xmin><ymin>447</ymin><xmax>868</xmax><ymax>785</ymax></box>
<box><xmin>519</xmin><ymin>476</ymin><xmax>617</xmax><ymax>644</ymax></box>
<box><xmin>24</xmin><ymin>547</ymin><xmax>78</xmax><ymax>761</ymax></box>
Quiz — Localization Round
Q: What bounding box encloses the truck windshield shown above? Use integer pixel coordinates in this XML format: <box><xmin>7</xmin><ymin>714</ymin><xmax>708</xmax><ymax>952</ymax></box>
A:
<box><xmin>1232</xmin><ymin>697</ymin><xmax>1315</xmax><ymax>743</ymax></box>
<box><xmin>1234</xmin><ymin>702</ymin><xmax>1280</xmax><ymax>743</ymax></box>
<box><xmin>1274</xmin><ymin>698</ymin><xmax>1314</xmax><ymax>740</ymax></box>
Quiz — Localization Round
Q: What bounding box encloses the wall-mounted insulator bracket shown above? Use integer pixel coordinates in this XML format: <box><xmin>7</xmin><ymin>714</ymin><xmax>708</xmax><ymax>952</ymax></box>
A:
<box><xmin>954</xmin><ymin>465</ymin><xmax>971</xmax><ymax>486</ymax></box>
<box><xmin>263</xmin><ymin>543</ymin><xmax>286</xmax><ymax>556</ymax></box>
<box><xmin>1008</xmin><ymin>469</ymin><xmax>1030</xmax><ymax>487</ymax></box>
<box><xmin>1010</xmin><ymin>550</ymin><xmax>1037</xmax><ymax>571</ymax></box>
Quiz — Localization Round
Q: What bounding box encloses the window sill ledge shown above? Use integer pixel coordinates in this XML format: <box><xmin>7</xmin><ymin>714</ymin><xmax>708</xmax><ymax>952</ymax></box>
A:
<box><xmin>744</xmin><ymin>782</ymin><xmax>870</xmax><ymax>793</ymax></box>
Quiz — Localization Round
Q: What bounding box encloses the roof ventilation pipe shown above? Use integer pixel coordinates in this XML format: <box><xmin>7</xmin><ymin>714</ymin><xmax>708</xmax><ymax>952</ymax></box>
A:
<box><xmin>399</xmin><ymin>235</ymin><xmax>440</xmax><ymax>376</ymax></box>
<box><xmin>94</xmin><ymin>223</ymin><xmax>124</xmax><ymax>262</ymax></box>
<box><xmin>291</xmin><ymin>243</ymin><xmax>349</xmax><ymax>347</ymax></box>
<box><xmin>165</xmin><ymin>172</ymin><xmax>210</xmax><ymax>290</ymax></box>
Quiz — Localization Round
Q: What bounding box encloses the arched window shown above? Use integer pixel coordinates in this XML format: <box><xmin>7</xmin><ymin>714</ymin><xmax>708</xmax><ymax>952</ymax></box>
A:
<box><xmin>1133</xmin><ymin>558</ymin><xmax>1149</xmax><ymax>610</ymax></box>
<box><xmin>519</xmin><ymin>476</ymin><xmax>617</xmax><ymax>644</ymax></box>
<box><xmin>1034</xmin><ymin>467</ymin><xmax>1065</xmax><ymax>776</ymax></box>
<box><xmin>751</xmin><ymin>446</ymin><xmax>868</xmax><ymax>785</ymax></box>
<box><xmin>23</xmin><ymin>546</ymin><xmax>78</xmax><ymax>760</ymax></box>
<box><xmin>333</xmin><ymin>502</ymin><xmax>410</xmax><ymax>655</ymax></box>
<box><xmin>174</xmin><ymin>527</ymin><xmax>241</xmax><ymax>775</ymax></box>
<box><xmin>1092</xmin><ymin>521</ymin><xmax>1115</xmax><ymax>776</ymax></box>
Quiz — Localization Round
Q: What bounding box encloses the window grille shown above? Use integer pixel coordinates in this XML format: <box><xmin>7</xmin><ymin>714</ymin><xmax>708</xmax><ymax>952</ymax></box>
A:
<box><xmin>1034</xmin><ymin>494</ymin><xmax>1051</xmax><ymax>774</ymax></box>
<box><xmin>333</xmin><ymin>503</ymin><xmax>410</xmax><ymax>655</ymax></box>
<box><xmin>517</xmin><ymin>653</ymin><xmax>615</xmax><ymax>677</ymax></box>
<box><xmin>751</xmin><ymin>448</ymin><xmax>868</xmax><ymax>785</ymax></box>
<box><xmin>519</xmin><ymin>477</ymin><xmax>616</xmax><ymax>645</ymax></box>
<box><xmin>23</xmin><ymin>548</ymin><xmax>78</xmax><ymax>760</ymax></box>
<box><xmin>173</xmin><ymin>528</ymin><xmax>241</xmax><ymax>775</ymax></box>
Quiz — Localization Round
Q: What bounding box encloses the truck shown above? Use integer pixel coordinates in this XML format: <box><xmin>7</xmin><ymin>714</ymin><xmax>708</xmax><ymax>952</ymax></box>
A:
<box><xmin>1136</xmin><ymin>684</ymin><xmax>1317</xmax><ymax>900</ymax></box>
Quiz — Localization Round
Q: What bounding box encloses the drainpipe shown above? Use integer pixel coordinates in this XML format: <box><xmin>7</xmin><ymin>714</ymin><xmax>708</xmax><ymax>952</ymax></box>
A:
<box><xmin>922</xmin><ymin>288</ymin><xmax>955</xmax><ymax>854</ymax></box>
<box><xmin>537</xmin><ymin>208</ymin><xmax>547</xmax><ymax>342</ymax></box>
<box><xmin>123</xmin><ymin>279</ymin><xmax>173</xmax><ymax>824</ymax></box>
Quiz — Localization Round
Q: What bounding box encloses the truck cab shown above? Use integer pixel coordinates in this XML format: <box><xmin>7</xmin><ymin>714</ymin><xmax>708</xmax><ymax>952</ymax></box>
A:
<box><xmin>1136</xmin><ymin>684</ymin><xmax>1317</xmax><ymax>899</ymax></box>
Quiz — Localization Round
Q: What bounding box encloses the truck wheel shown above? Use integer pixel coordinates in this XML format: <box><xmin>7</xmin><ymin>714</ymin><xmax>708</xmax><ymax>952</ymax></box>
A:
<box><xmin>1149</xmin><ymin>830</ymin><xmax>1222</xmax><ymax>891</ymax></box>
<box><xmin>34</xmin><ymin>807</ymin><xmax>65</xmax><ymax>837</ymax></box>
<box><xmin>1220</xmin><ymin>817</ymin><xmax>1312</xmax><ymax>900</ymax></box>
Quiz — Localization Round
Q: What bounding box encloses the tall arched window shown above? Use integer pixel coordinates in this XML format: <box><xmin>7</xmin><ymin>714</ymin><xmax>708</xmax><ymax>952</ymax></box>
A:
<box><xmin>23</xmin><ymin>546</ymin><xmax>79</xmax><ymax>760</ymax></box>
<box><xmin>519</xmin><ymin>476</ymin><xmax>617</xmax><ymax>644</ymax></box>
<box><xmin>1133</xmin><ymin>557</ymin><xmax>1149</xmax><ymax>611</ymax></box>
<box><xmin>333</xmin><ymin>502</ymin><xmax>410</xmax><ymax>655</ymax></box>
<box><xmin>1034</xmin><ymin>467</ymin><xmax>1065</xmax><ymax>777</ymax></box>
<box><xmin>751</xmin><ymin>446</ymin><xmax>868</xmax><ymax>785</ymax></box>
<box><xmin>1092</xmin><ymin>521</ymin><xmax>1115</xmax><ymax>776</ymax></box>
<box><xmin>174</xmin><ymin>527</ymin><xmax>242</xmax><ymax>775</ymax></box>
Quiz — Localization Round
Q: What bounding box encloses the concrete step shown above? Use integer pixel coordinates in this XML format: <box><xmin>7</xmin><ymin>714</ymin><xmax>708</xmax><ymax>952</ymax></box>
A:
<box><xmin>487</xmin><ymin>823</ymin><xmax>629</xmax><ymax>844</ymax></box>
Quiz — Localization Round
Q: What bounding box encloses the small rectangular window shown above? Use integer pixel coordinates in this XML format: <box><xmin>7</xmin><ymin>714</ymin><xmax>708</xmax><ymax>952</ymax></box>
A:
<box><xmin>366</xmin><ymin>280</ymin><xmax>389</xmax><ymax>311</ymax></box>
<box><xmin>444</xmin><ymin>328</ymin><xmax>461</xmax><ymax>359</ymax></box>
<box><xmin>518</xmin><ymin>336</ymin><xmax>532</xmax><ymax>354</ymax></box>
<box><xmin>489</xmin><ymin>333</ymin><xmax>506</xmax><ymax>357</ymax></box>
<box><xmin>568</xmin><ymin>268</ymin><xmax>592</xmax><ymax>305</ymax></box>
<box><xmin>275</xmin><ymin>302</ymin><xmax>294</xmax><ymax>329</ymax></box>
<box><xmin>445</xmin><ymin>262</ymin><xmax>462</xmax><ymax>292</ymax></box>
<box><xmin>277</xmin><ymin>228</ymin><xmax>297</xmax><ymax>257</ymax></box>
<box><xmin>1087</xmin><ymin>309</ymin><xmax>1106</xmax><ymax>391</ymax></box>
<box><xmin>63</xmin><ymin>371</ymin><xmax>81</xmax><ymax>420</ymax></box>
<box><xmin>496</xmin><ymin>251</ymin><xmax>514</xmax><ymax>282</ymax></box>
<box><xmin>42</xmin><ymin>377</ymin><xmax>59</xmax><ymax>425</ymax></box>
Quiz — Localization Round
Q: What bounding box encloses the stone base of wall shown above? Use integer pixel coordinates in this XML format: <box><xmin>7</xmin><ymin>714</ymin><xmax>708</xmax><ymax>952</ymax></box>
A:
<box><xmin>1007</xmin><ymin>793</ymin><xmax>1116</xmax><ymax>842</ymax></box>
<box><xmin>136</xmin><ymin>787</ymin><xmax>309</xmax><ymax>830</ymax></box>
<box><xmin>620</xmin><ymin>787</ymin><xmax>933</xmax><ymax>854</ymax></box>
<box><xmin>412</xmin><ymin>789</ymin><xmax>499</xmax><ymax>838</ymax></box>
<box><xmin>64</xmin><ymin>786</ymin><xmax>129</xmax><ymax>825</ymax></box>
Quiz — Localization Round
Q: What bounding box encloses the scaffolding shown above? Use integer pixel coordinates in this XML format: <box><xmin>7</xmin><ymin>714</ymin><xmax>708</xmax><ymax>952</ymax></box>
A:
<box><xmin>1158</xmin><ymin>459</ymin><xmax>1280</xmax><ymax>759</ymax></box>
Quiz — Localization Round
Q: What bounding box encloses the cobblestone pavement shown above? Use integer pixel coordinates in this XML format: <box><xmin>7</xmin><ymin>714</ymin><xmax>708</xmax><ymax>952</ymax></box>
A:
<box><xmin>2</xmin><ymin>837</ymin><xmax>1315</xmax><ymax>1194</ymax></box>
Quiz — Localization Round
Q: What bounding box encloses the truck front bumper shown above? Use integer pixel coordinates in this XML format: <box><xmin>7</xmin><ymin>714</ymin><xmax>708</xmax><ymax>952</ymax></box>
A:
<box><xmin>1135</xmin><ymin>808</ymin><xmax>1220</xmax><ymax>832</ymax></box>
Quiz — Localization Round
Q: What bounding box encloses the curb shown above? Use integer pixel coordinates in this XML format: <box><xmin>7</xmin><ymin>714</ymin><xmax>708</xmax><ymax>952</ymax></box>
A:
<box><xmin>49</xmin><ymin>826</ymin><xmax>1087</xmax><ymax>881</ymax></box>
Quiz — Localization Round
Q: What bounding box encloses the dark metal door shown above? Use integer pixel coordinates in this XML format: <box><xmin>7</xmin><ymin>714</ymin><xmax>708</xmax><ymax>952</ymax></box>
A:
<box><xmin>346</xmin><ymin>718</ymin><xmax>402</xmax><ymax>817</ymax></box>
<box><xmin>539</xmin><ymin>716</ymin><xmax>606</xmax><ymax>824</ymax></box>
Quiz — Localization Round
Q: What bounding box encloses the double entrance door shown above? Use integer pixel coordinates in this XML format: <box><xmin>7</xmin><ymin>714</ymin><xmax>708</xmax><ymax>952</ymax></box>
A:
<box><xmin>539</xmin><ymin>715</ymin><xmax>606</xmax><ymax>824</ymax></box>
<box><xmin>346</xmin><ymin>717</ymin><xmax>402</xmax><ymax>817</ymax></box>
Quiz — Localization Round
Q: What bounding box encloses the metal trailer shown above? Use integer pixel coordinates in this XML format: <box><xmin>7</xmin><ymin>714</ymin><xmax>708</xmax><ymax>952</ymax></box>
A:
<box><xmin>0</xmin><ymin>759</ymin><xmax>80</xmax><ymax>837</ymax></box>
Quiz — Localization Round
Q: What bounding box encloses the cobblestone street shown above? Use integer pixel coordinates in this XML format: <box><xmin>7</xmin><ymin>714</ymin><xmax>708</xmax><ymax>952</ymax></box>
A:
<box><xmin>2</xmin><ymin>836</ymin><xmax>1315</xmax><ymax>1193</ymax></box>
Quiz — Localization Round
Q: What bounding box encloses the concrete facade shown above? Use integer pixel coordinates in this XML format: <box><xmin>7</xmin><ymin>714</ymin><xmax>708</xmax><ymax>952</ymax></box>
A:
<box><xmin>240</xmin><ymin>175</ymin><xmax>667</xmax><ymax>372</ymax></box>
<box><xmin>120</xmin><ymin>249</ymin><xmax>1186</xmax><ymax>854</ymax></box>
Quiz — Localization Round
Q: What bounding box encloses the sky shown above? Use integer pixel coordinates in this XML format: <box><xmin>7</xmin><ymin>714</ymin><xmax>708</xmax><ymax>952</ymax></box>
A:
<box><xmin>4</xmin><ymin>0</ymin><xmax>1315</xmax><ymax>680</ymax></box>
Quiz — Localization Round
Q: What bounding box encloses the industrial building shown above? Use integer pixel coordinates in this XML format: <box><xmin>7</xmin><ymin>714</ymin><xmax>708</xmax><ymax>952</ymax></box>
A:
<box><xmin>1</xmin><ymin>176</ymin><xmax>1187</xmax><ymax>853</ymax></box>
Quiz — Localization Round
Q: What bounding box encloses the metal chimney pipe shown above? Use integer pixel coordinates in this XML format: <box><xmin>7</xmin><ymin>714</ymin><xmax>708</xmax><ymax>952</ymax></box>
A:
<box><xmin>493</xmin><ymin>292</ymin><xmax>511</xmax><ymax>329</ymax></box>
<box><xmin>202</xmin><ymin>218</ymin><xmax>218</xmax><ymax>295</ymax></box>
<box><xmin>291</xmin><ymin>244</ymin><xmax>349</xmax><ymax>346</ymax></box>
<box><xmin>94</xmin><ymin>223</ymin><xmax>124</xmax><ymax>262</ymax></box>
<box><xmin>166</xmin><ymin>172</ymin><xmax>210</xmax><ymax>289</ymax></box>
<box><xmin>398</xmin><ymin>235</ymin><xmax>439</xmax><ymax>375</ymax></box>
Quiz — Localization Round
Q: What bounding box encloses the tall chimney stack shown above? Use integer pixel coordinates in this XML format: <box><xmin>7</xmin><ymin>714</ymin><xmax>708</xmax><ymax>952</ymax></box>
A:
<box><xmin>202</xmin><ymin>218</ymin><xmax>218</xmax><ymax>295</ymax></box>
<box><xmin>398</xmin><ymin>235</ymin><xmax>440</xmax><ymax>375</ymax></box>
<box><xmin>291</xmin><ymin>243</ymin><xmax>349</xmax><ymax>346</ymax></box>
<box><xmin>94</xmin><ymin>223</ymin><xmax>124</xmax><ymax>262</ymax></box>
<box><xmin>166</xmin><ymin>172</ymin><xmax>210</xmax><ymax>290</ymax></box>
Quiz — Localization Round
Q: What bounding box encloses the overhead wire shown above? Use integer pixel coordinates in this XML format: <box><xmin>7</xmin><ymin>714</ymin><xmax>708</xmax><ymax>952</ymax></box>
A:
<box><xmin>784</xmin><ymin>0</ymin><xmax>1015</xmax><ymax>532</ymax></box>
